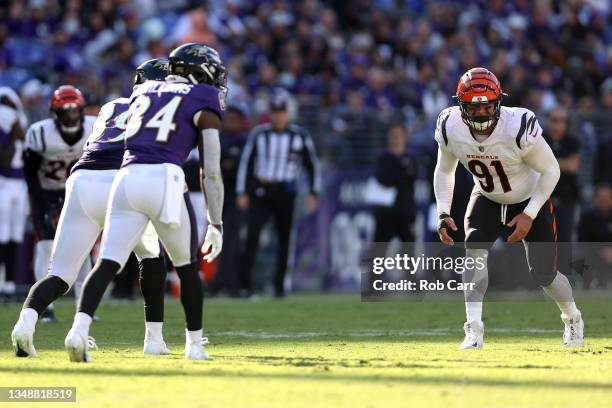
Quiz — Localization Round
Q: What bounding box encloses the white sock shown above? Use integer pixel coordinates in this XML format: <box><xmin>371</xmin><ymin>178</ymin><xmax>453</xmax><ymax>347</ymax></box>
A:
<box><xmin>72</xmin><ymin>312</ymin><xmax>92</xmax><ymax>333</ymax></box>
<box><xmin>34</xmin><ymin>240</ymin><xmax>53</xmax><ymax>282</ymax></box>
<box><xmin>463</xmin><ymin>249</ymin><xmax>488</xmax><ymax>323</ymax></box>
<box><xmin>186</xmin><ymin>328</ymin><xmax>203</xmax><ymax>344</ymax></box>
<box><xmin>73</xmin><ymin>282</ymin><xmax>82</xmax><ymax>308</ymax></box>
<box><xmin>465</xmin><ymin>302</ymin><xmax>483</xmax><ymax>323</ymax></box>
<box><xmin>145</xmin><ymin>322</ymin><xmax>164</xmax><ymax>340</ymax></box>
<box><xmin>19</xmin><ymin>308</ymin><xmax>39</xmax><ymax>329</ymax></box>
<box><xmin>542</xmin><ymin>272</ymin><xmax>580</xmax><ymax>319</ymax></box>
<box><xmin>73</xmin><ymin>258</ymin><xmax>91</xmax><ymax>307</ymax></box>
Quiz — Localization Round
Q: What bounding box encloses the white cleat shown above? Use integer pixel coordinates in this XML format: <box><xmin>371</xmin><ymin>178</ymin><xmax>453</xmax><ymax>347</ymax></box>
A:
<box><xmin>185</xmin><ymin>337</ymin><xmax>213</xmax><ymax>361</ymax></box>
<box><xmin>11</xmin><ymin>321</ymin><xmax>37</xmax><ymax>358</ymax></box>
<box><xmin>562</xmin><ymin>314</ymin><xmax>584</xmax><ymax>347</ymax></box>
<box><xmin>459</xmin><ymin>320</ymin><xmax>484</xmax><ymax>349</ymax></box>
<box><xmin>143</xmin><ymin>338</ymin><xmax>171</xmax><ymax>355</ymax></box>
<box><xmin>64</xmin><ymin>329</ymin><xmax>98</xmax><ymax>362</ymax></box>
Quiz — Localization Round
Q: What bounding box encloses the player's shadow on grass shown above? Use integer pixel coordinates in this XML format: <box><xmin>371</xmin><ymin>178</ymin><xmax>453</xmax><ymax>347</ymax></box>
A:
<box><xmin>10</xmin><ymin>366</ymin><xmax>612</xmax><ymax>390</ymax></box>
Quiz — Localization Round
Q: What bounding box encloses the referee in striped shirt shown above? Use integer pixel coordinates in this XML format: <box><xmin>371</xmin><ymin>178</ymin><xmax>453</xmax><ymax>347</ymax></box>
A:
<box><xmin>236</xmin><ymin>91</ymin><xmax>321</xmax><ymax>298</ymax></box>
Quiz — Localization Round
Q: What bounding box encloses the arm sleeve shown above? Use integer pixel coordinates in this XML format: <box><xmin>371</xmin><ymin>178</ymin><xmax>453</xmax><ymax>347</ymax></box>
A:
<box><xmin>301</xmin><ymin>129</ymin><xmax>322</xmax><ymax>195</ymax></box>
<box><xmin>235</xmin><ymin>128</ymin><xmax>258</xmax><ymax>195</ymax></box>
<box><xmin>23</xmin><ymin>147</ymin><xmax>46</xmax><ymax>204</ymax></box>
<box><xmin>521</xmin><ymin>136</ymin><xmax>561</xmax><ymax>219</ymax></box>
<box><xmin>433</xmin><ymin>145</ymin><xmax>459</xmax><ymax>216</ymax></box>
<box><xmin>199</xmin><ymin>128</ymin><xmax>224</xmax><ymax>225</ymax></box>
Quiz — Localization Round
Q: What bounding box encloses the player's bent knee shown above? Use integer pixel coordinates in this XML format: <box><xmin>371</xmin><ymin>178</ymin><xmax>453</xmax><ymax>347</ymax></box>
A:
<box><xmin>533</xmin><ymin>269</ymin><xmax>557</xmax><ymax>287</ymax></box>
<box><xmin>175</xmin><ymin>261</ymin><xmax>199</xmax><ymax>280</ymax></box>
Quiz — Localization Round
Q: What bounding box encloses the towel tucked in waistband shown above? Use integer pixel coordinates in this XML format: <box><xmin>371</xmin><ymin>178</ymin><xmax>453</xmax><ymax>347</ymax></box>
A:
<box><xmin>159</xmin><ymin>163</ymin><xmax>185</xmax><ymax>229</ymax></box>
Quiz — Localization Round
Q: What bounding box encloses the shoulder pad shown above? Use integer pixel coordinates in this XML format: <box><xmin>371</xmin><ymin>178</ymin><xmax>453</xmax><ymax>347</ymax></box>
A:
<box><xmin>25</xmin><ymin>120</ymin><xmax>51</xmax><ymax>152</ymax></box>
<box><xmin>510</xmin><ymin>108</ymin><xmax>542</xmax><ymax>149</ymax></box>
<box><xmin>435</xmin><ymin>107</ymin><xmax>455</xmax><ymax>146</ymax></box>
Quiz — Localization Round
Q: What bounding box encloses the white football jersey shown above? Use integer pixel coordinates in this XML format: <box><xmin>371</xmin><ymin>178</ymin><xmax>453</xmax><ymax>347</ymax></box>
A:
<box><xmin>435</xmin><ymin>106</ymin><xmax>545</xmax><ymax>205</ymax></box>
<box><xmin>25</xmin><ymin>116</ymin><xmax>96</xmax><ymax>190</ymax></box>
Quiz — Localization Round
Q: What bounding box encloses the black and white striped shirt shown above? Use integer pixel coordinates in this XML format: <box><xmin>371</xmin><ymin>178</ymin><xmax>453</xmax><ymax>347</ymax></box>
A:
<box><xmin>236</xmin><ymin>123</ymin><xmax>321</xmax><ymax>195</ymax></box>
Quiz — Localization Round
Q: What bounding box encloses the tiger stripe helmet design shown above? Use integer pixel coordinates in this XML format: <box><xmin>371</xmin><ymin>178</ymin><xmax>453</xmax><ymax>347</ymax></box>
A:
<box><xmin>454</xmin><ymin>67</ymin><xmax>506</xmax><ymax>132</ymax></box>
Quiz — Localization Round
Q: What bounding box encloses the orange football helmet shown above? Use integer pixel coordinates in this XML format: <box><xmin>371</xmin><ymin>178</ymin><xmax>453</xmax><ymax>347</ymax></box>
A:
<box><xmin>454</xmin><ymin>67</ymin><xmax>506</xmax><ymax>132</ymax></box>
<box><xmin>49</xmin><ymin>85</ymin><xmax>86</xmax><ymax>134</ymax></box>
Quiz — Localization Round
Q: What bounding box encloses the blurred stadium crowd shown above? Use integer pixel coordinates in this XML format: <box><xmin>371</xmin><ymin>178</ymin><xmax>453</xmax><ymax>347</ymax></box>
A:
<box><xmin>3</xmin><ymin>0</ymin><xmax>612</xmax><ymax>171</ymax></box>
<box><xmin>0</xmin><ymin>0</ymin><xmax>611</xmax><ymax>293</ymax></box>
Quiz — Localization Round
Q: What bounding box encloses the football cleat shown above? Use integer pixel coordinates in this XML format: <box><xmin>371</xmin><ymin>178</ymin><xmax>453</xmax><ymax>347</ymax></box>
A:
<box><xmin>40</xmin><ymin>307</ymin><xmax>58</xmax><ymax>324</ymax></box>
<box><xmin>562</xmin><ymin>314</ymin><xmax>584</xmax><ymax>347</ymax></box>
<box><xmin>185</xmin><ymin>337</ymin><xmax>212</xmax><ymax>361</ymax></box>
<box><xmin>11</xmin><ymin>320</ymin><xmax>37</xmax><ymax>358</ymax></box>
<box><xmin>143</xmin><ymin>338</ymin><xmax>171</xmax><ymax>356</ymax></box>
<box><xmin>459</xmin><ymin>320</ymin><xmax>484</xmax><ymax>349</ymax></box>
<box><xmin>65</xmin><ymin>329</ymin><xmax>97</xmax><ymax>362</ymax></box>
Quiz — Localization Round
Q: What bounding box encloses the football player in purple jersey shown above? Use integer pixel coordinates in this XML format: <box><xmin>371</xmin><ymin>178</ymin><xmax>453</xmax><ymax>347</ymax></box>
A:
<box><xmin>65</xmin><ymin>43</ymin><xmax>227</xmax><ymax>361</ymax></box>
<box><xmin>12</xmin><ymin>59</ymin><xmax>172</xmax><ymax>358</ymax></box>
<box><xmin>0</xmin><ymin>89</ymin><xmax>26</xmax><ymax>298</ymax></box>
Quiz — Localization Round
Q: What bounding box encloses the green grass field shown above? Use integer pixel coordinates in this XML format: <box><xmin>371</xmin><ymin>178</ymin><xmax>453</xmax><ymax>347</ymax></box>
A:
<box><xmin>0</xmin><ymin>294</ymin><xmax>611</xmax><ymax>407</ymax></box>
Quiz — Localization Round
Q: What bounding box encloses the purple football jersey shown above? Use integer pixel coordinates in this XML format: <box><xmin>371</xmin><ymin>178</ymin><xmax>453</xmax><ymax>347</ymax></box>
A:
<box><xmin>0</xmin><ymin>130</ymin><xmax>23</xmax><ymax>178</ymax></box>
<box><xmin>72</xmin><ymin>97</ymin><xmax>130</xmax><ymax>173</ymax></box>
<box><xmin>122</xmin><ymin>80</ymin><xmax>224</xmax><ymax>167</ymax></box>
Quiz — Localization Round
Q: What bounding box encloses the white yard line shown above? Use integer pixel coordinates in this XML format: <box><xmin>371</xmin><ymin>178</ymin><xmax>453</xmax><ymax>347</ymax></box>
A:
<box><xmin>209</xmin><ymin>328</ymin><xmax>559</xmax><ymax>339</ymax></box>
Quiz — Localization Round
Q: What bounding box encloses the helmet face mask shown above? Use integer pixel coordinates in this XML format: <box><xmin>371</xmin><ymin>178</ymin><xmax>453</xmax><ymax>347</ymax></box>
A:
<box><xmin>459</xmin><ymin>99</ymin><xmax>501</xmax><ymax>132</ymax></box>
<box><xmin>454</xmin><ymin>68</ymin><xmax>504</xmax><ymax>133</ymax></box>
<box><xmin>54</xmin><ymin>107</ymin><xmax>82</xmax><ymax>134</ymax></box>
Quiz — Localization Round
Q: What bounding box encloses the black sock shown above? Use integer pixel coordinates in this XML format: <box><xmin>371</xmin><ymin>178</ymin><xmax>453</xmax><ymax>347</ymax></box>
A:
<box><xmin>0</xmin><ymin>243</ymin><xmax>6</xmax><ymax>272</ymax></box>
<box><xmin>23</xmin><ymin>275</ymin><xmax>69</xmax><ymax>315</ymax></box>
<box><xmin>139</xmin><ymin>257</ymin><xmax>167</xmax><ymax>322</ymax></box>
<box><xmin>175</xmin><ymin>262</ymin><xmax>203</xmax><ymax>331</ymax></box>
<box><xmin>77</xmin><ymin>259</ymin><xmax>121</xmax><ymax>317</ymax></box>
<box><xmin>5</xmin><ymin>241</ymin><xmax>19</xmax><ymax>282</ymax></box>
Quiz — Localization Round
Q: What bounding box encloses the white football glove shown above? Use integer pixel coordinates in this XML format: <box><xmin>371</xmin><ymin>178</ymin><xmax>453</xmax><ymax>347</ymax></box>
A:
<box><xmin>202</xmin><ymin>224</ymin><xmax>223</xmax><ymax>263</ymax></box>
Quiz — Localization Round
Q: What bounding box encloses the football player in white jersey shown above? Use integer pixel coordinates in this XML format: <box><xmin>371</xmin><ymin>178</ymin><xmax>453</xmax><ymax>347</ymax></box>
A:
<box><xmin>434</xmin><ymin>68</ymin><xmax>583</xmax><ymax>349</ymax></box>
<box><xmin>0</xmin><ymin>87</ymin><xmax>27</xmax><ymax>297</ymax></box>
<box><xmin>12</xmin><ymin>60</ymin><xmax>171</xmax><ymax>358</ymax></box>
<box><xmin>23</xmin><ymin>85</ymin><xmax>96</xmax><ymax>322</ymax></box>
